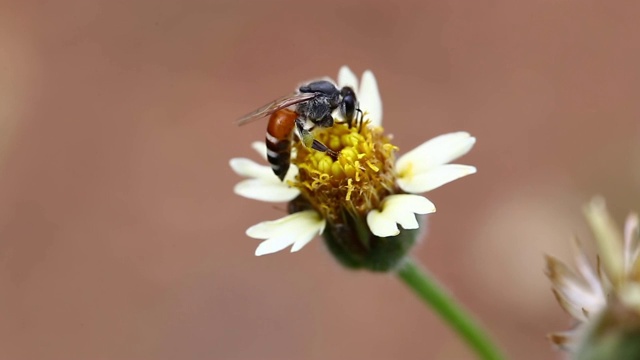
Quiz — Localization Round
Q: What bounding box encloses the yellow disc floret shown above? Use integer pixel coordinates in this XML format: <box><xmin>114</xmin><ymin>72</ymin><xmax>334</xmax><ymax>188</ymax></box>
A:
<box><xmin>291</xmin><ymin>121</ymin><xmax>398</xmax><ymax>223</ymax></box>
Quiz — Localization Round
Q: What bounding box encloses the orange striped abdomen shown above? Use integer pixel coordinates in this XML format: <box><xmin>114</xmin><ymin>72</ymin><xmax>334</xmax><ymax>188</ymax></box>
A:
<box><xmin>266</xmin><ymin>109</ymin><xmax>297</xmax><ymax>181</ymax></box>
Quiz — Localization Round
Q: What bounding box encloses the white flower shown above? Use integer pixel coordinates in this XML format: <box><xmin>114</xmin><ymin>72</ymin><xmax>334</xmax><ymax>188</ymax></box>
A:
<box><xmin>545</xmin><ymin>197</ymin><xmax>640</xmax><ymax>351</ymax></box>
<box><xmin>231</xmin><ymin>66</ymin><xmax>477</xmax><ymax>257</ymax></box>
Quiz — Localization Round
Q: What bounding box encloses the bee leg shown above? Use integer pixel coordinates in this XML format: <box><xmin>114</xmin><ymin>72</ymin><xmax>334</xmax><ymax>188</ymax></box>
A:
<box><xmin>296</xmin><ymin>117</ymin><xmax>339</xmax><ymax>160</ymax></box>
<box><xmin>355</xmin><ymin>108</ymin><xmax>364</xmax><ymax>132</ymax></box>
<box><xmin>311</xmin><ymin>139</ymin><xmax>339</xmax><ymax>160</ymax></box>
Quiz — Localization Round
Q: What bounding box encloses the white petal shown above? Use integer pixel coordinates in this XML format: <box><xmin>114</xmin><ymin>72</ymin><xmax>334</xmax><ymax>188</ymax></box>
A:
<box><xmin>624</xmin><ymin>213</ymin><xmax>640</xmax><ymax>273</ymax></box>
<box><xmin>230</xmin><ymin>158</ymin><xmax>274</xmax><ymax>179</ymax></box>
<box><xmin>584</xmin><ymin>197</ymin><xmax>626</xmax><ymax>282</ymax></box>
<box><xmin>549</xmin><ymin>328</ymin><xmax>581</xmax><ymax>352</ymax></box>
<box><xmin>397</xmin><ymin>164</ymin><xmax>476</xmax><ymax>194</ymax></box>
<box><xmin>366</xmin><ymin>194</ymin><xmax>435</xmax><ymax>237</ymax></box>
<box><xmin>552</xmin><ymin>289</ymin><xmax>591</xmax><ymax>323</ymax></box>
<box><xmin>554</xmin><ymin>282</ymin><xmax>604</xmax><ymax>320</ymax></box>
<box><xmin>385</xmin><ymin>194</ymin><xmax>436</xmax><ymax>215</ymax></box>
<box><xmin>396</xmin><ymin>132</ymin><xmax>476</xmax><ymax>176</ymax></box>
<box><xmin>291</xmin><ymin>217</ymin><xmax>326</xmax><ymax>252</ymax></box>
<box><xmin>254</xmin><ymin>234</ymin><xmax>296</xmax><ymax>256</ymax></box>
<box><xmin>251</xmin><ymin>141</ymin><xmax>267</xmax><ymax>161</ymax></box>
<box><xmin>395</xmin><ymin>211</ymin><xmax>420</xmax><ymax>229</ymax></box>
<box><xmin>359</xmin><ymin>70</ymin><xmax>383</xmax><ymax>127</ymax></box>
<box><xmin>338</xmin><ymin>66</ymin><xmax>359</xmax><ymax>95</ymax></box>
<box><xmin>247</xmin><ymin>211</ymin><xmax>325</xmax><ymax>256</ymax></box>
<box><xmin>367</xmin><ymin>210</ymin><xmax>400</xmax><ymax>237</ymax></box>
<box><xmin>546</xmin><ymin>255</ymin><xmax>602</xmax><ymax>321</ymax></box>
<box><xmin>231</xmin><ymin>145</ymin><xmax>300</xmax><ymax>203</ymax></box>
<box><xmin>234</xmin><ymin>178</ymin><xmax>300</xmax><ymax>202</ymax></box>
<box><xmin>572</xmin><ymin>239</ymin><xmax>604</xmax><ymax>298</ymax></box>
<box><xmin>281</xmin><ymin>163</ymin><xmax>299</xmax><ymax>182</ymax></box>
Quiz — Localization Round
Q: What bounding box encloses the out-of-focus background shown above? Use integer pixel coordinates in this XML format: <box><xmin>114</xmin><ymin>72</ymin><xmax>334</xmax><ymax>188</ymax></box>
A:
<box><xmin>1</xmin><ymin>1</ymin><xmax>639</xmax><ymax>359</ymax></box>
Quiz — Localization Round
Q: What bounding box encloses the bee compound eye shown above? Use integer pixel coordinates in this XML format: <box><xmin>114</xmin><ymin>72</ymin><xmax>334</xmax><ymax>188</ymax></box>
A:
<box><xmin>343</xmin><ymin>96</ymin><xmax>356</xmax><ymax>116</ymax></box>
<box><xmin>340</xmin><ymin>86</ymin><xmax>355</xmax><ymax>97</ymax></box>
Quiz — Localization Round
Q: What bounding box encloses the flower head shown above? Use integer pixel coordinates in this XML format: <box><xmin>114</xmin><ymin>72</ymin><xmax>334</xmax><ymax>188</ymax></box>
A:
<box><xmin>231</xmin><ymin>66</ymin><xmax>477</xmax><ymax>271</ymax></box>
<box><xmin>546</xmin><ymin>197</ymin><xmax>640</xmax><ymax>356</ymax></box>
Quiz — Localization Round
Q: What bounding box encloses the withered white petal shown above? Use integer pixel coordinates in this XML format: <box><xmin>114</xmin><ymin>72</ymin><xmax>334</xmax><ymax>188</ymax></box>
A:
<box><xmin>624</xmin><ymin>213</ymin><xmax>640</xmax><ymax>273</ymax></box>
<box><xmin>572</xmin><ymin>239</ymin><xmax>605</xmax><ymax>298</ymax></box>
<box><xmin>546</xmin><ymin>199</ymin><xmax>640</xmax><ymax>352</ymax></box>
<box><xmin>546</xmin><ymin>255</ymin><xmax>599</xmax><ymax>322</ymax></box>
<box><xmin>555</xmin><ymin>293</ymin><xmax>591</xmax><ymax>323</ymax></box>
<box><xmin>555</xmin><ymin>283</ymin><xmax>603</xmax><ymax>319</ymax></box>
<box><xmin>397</xmin><ymin>164</ymin><xmax>477</xmax><ymax>194</ymax></box>
<box><xmin>396</xmin><ymin>132</ymin><xmax>476</xmax><ymax>176</ymax></box>
<box><xmin>549</xmin><ymin>329</ymin><xmax>581</xmax><ymax>352</ymax></box>
<box><xmin>584</xmin><ymin>197</ymin><xmax>626</xmax><ymax>282</ymax></box>
<box><xmin>247</xmin><ymin>211</ymin><xmax>325</xmax><ymax>256</ymax></box>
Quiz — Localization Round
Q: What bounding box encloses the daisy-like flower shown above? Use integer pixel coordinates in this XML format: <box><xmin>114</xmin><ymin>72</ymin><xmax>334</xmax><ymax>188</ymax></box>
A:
<box><xmin>545</xmin><ymin>197</ymin><xmax>640</xmax><ymax>356</ymax></box>
<box><xmin>230</xmin><ymin>66</ymin><xmax>476</xmax><ymax>271</ymax></box>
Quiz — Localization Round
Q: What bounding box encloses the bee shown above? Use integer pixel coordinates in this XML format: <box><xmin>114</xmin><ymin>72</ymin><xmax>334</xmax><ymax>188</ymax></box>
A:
<box><xmin>236</xmin><ymin>80</ymin><xmax>361</xmax><ymax>181</ymax></box>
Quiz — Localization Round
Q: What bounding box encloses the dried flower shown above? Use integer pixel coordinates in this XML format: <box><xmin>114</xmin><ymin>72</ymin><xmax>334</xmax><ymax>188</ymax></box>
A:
<box><xmin>546</xmin><ymin>197</ymin><xmax>640</xmax><ymax>358</ymax></box>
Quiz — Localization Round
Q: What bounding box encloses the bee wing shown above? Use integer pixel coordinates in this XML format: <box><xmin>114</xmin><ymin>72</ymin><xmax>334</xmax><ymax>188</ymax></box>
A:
<box><xmin>235</xmin><ymin>92</ymin><xmax>317</xmax><ymax>126</ymax></box>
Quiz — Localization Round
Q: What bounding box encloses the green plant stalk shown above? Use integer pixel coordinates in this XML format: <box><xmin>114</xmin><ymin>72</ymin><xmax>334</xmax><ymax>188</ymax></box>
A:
<box><xmin>397</xmin><ymin>258</ymin><xmax>505</xmax><ymax>360</ymax></box>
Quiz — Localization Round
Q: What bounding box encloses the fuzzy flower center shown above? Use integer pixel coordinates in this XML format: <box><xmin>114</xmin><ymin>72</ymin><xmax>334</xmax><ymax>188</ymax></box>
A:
<box><xmin>291</xmin><ymin>121</ymin><xmax>397</xmax><ymax>223</ymax></box>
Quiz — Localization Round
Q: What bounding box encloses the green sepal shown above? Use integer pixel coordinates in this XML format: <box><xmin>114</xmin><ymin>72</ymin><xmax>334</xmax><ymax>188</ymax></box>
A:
<box><xmin>575</xmin><ymin>297</ymin><xmax>640</xmax><ymax>360</ymax></box>
<box><xmin>322</xmin><ymin>210</ymin><xmax>420</xmax><ymax>272</ymax></box>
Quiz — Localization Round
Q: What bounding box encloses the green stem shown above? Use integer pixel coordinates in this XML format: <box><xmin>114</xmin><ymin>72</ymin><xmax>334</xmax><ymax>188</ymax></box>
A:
<box><xmin>397</xmin><ymin>258</ymin><xmax>505</xmax><ymax>360</ymax></box>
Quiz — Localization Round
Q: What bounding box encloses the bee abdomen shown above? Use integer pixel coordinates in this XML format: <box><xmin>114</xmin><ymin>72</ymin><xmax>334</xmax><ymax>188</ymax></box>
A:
<box><xmin>266</xmin><ymin>136</ymin><xmax>291</xmax><ymax>181</ymax></box>
<box><xmin>266</xmin><ymin>109</ymin><xmax>297</xmax><ymax>181</ymax></box>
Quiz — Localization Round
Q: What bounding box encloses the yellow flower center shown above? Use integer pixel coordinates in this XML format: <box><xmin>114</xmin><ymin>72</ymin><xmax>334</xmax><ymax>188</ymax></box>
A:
<box><xmin>291</xmin><ymin>121</ymin><xmax>398</xmax><ymax>223</ymax></box>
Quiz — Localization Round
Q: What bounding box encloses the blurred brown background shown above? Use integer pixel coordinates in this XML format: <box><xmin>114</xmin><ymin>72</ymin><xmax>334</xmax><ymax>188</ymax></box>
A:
<box><xmin>1</xmin><ymin>1</ymin><xmax>640</xmax><ymax>359</ymax></box>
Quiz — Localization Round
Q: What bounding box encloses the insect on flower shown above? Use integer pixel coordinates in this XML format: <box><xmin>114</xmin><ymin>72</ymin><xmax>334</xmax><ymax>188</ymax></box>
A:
<box><xmin>235</xmin><ymin>80</ymin><xmax>361</xmax><ymax>181</ymax></box>
<box><xmin>231</xmin><ymin>66</ymin><xmax>477</xmax><ymax>271</ymax></box>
